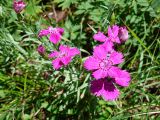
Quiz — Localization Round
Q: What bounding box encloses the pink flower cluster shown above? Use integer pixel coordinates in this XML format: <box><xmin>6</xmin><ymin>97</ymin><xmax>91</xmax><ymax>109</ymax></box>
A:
<box><xmin>38</xmin><ymin>27</ymin><xmax>80</xmax><ymax>70</ymax></box>
<box><xmin>12</xmin><ymin>1</ymin><xmax>80</xmax><ymax>70</ymax></box>
<box><xmin>84</xmin><ymin>25</ymin><xmax>131</xmax><ymax>101</ymax></box>
<box><xmin>93</xmin><ymin>25</ymin><xmax>129</xmax><ymax>44</ymax></box>
<box><xmin>13</xmin><ymin>0</ymin><xmax>26</xmax><ymax>13</ymax></box>
<box><xmin>12</xmin><ymin>0</ymin><xmax>131</xmax><ymax>102</ymax></box>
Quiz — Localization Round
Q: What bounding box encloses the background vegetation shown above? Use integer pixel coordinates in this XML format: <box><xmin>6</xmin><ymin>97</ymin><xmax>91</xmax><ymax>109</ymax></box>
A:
<box><xmin>0</xmin><ymin>0</ymin><xmax>160</xmax><ymax>119</ymax></box>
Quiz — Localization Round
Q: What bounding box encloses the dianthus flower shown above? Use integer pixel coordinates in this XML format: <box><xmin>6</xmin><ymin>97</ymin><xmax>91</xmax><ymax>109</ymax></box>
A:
<box><xmin>13</xmin><ymin>0</ymin><xmax>26</xmax><ymax>13</ymax></box>
<box><xmin>93</xmin><ymin>25</ymin><xmax>129</xmax><ymax>45</ymax></box>
<box><xmin>90</xmin><ymin>79</ymin><xmax>119</xmax><ymax>101</ymax></box>
<box><xmin>118</xmin><ymin>27</ymin><xmax>129</xmax><ymax>42</ymax></box>
<box><xmin>49</xmin><ymin>45</ymin><xmax>80</xmax><ymax>69</ymax></box>
<box><xmin>84</xmin><ymin>45</ymin><xmax>130</xmax><ymax>80</ymax></box>
<box><xmin>38</xmin><ymin>26</ymin><xmax>64</xmax><ymax>44</ymax></box>
<box><xmin>90</xmin><ymin>68</ymin><xmax>131</xmax><ymax>101</ymax></box>
<box><xmin>86</xmin><ymin>24</ymin><xmax>131</xmax><ymax>101</ymax></box>
<box><xmin>108</xmin><ymin>25</ymin><xmax>121</xmax><ymax>44</ymax></box>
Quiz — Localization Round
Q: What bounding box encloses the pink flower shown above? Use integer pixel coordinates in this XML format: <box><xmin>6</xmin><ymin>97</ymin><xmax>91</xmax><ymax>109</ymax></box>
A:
<box><xmin>49</xmin><ymin>45</ymin><xmax>80</xmax><ymax>69</ymax></box>
<box><xmin>13</xmin><ymin>0</ymin><xmax>26</xmax><ymax>13</ymax></box>
<box><xmin>90</xmin><ymin>68</ymin><xmax>131</xmax><ymax>101</ymax></box>
<box><xmin>108</xmin><ymin>25</ymin><xmax>120</xmax><ymax>44</ymax></box>
<box><xmin>86</xmin><ymin>24</ymin><xmax>131</xmax><ymax>101</ymax></box>
<box><xmin>38</xmin><ymin>26</ymin><xmax>64</xmax><ymax>44</ymax></box>
<box><xmin>84</xmin><ymin>45</ymin><xmax>125</xmax><ymax>79</ymax></box>
<box><xmin>37</xmin><ymin>45</ymin><xmax>45</xmax><ymax>55</ymax></box>
<box><xmin>118</xmin><ymin>27</ymin><xmax>129</xmax><ymax>42</ymax></box>
<box><xmin>90</xmin><ymin>79</ymin><xmax>120</xmax><ymax>101</ymax></box>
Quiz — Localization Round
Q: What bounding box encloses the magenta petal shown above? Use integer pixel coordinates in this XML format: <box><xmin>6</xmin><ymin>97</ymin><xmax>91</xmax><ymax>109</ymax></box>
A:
<box><xmin>61</xmin><ymin>56</ymin><xmax>72</xmax><ymax>65</ymax></box>
<box><xmin>112</xmin><ymin>25</ymin><xmax>119</xmax><ymax>36</ymax></box>
<box><xmin>102</xmin><ymin>80</ymin><xmax>120</xmax><ymax>101</ymax></box>
<box><xmin>92</xmin><ymin>69</ymin><xmax>108</xmax><ymax>79</ymax></box>
<box><xmin>114</xmin><ymin>69</ymin><xmax>131</xmax><ymax>87</ymax></box>
<box><xmin>48</xmin><ymin>51</ymin><xmax>59</xmax><ymax>58</ymax></box>
<box><xmin>109</xmin><ymin>36</ymin><xmax>121</xmax><ymax>44</ymax></box>
<box><xmin>56</xmin><ymin>27</ymin><xmax>64</xmax><ymax>35</ymax></box>
<box><xmin>93</xmin><ymin>45</ymin><xmax>107</xmax><ymax>60</ymax></box>
<box><xmin>38</xmin><ymin>29</ymin><xmax>49</xmax><ymax>37</ymax></box>
<box><xmin>114</xmin><ymin>37</ymin><xmax>121</xmax><ymax>44</ymax></box>
<box><xmin>68</xmin><ymin>48</ymin><xmax>80</xmax><ymax>57</ymax></box>
<box><xmin>59</xmin><ymin>45</ymin><xmax>68</xmax><ymax>51</ymax></box>
<box><xmin>109</xmin><ymin>51</ymin><xmax>124</xmax><ymax>65</ymax></box>
<box><xmin>49</xmin><ymin>33</ymin><xmax>61</xmax><ymax>44</ymax></box>
<box><xmin>90</xmin><ymin>79</ymin><xmax>104</xmax><ymax>96</ymax></box>
<box><xmin>108</xmin><ymin>25</ymin><xmax>119</xmax><ymax>37</ymax></box>
<box><xmin>108</xmin><ymin>25</ymin><xmax>121</xmax><ymax>44</ymax></box>
<box><xmin>108</xmin><ymin>26</ymin><xmax>113</xmax><ymax>37</ymax></box>
<box><xmin>90</xmin><ymin>79</ymin><xmax>120</xmax><ymax>101</ymax></box>
<box><xmin>93</xmin><ymin>32</ymin><xmax>107</xmax><ymax>42</ymax></box>
<box><xmin>108</xmin><ymin>67</ymin><xmax>131</xmax><ymax>87</ymax></box>
<box><xmin>102</xmin><ymin>41</ymin><xmax>114</xmax><ymax>52</ymax></box>
<box><xmin>84</xmin><ymin>57</ymin><xmax>99</xmax><ymax>70</ymax></box>
<box><xmin>59</xmin><ymin>45</ymin><xmax>80</xmax><ymax>57</ymax></box>
<box><xmin>108</xmin><ymin>66</ymin><xmax>120</xmax><ymax>78</ymax></box>
<box><xmin>52</xmin><ymin>58</ymin><xmax>62</xmax><ymax>69</ymax></box>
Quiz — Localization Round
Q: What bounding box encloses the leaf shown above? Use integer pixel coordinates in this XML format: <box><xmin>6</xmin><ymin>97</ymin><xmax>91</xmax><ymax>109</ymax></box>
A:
<box><xmin>74</xmin><ymin>10</ymin><xmax>85</xmax><ymax>15</ymax></box>
<box><xmin>59</xmin><ymin>0</ymin><xmax>78</xmax><ymax>10</ymax></box>
<box><xmin>151</xmin><ymin>0</ymin><xmax>160</xmax><ymax>11</ymax></box>
<box><xmin>23</xmin><ymin>114</ymin><xmax>31</xmax><ymax>120</ymax></box>
<box><xmin>137</xmin><ymin>0</ymin><xmax>149</xmax><ymax>7</ymax></box>
<box><xmin>25</xmin><ymin>0</ymin><xmax>42</xmax><ymax>16</ymax></box>
<box><xmin>78</xmin><ymin>2</ymin><xmax>93</xmax><ymax>10</ymax></box>
<box><xmin>41</xmin><ymin>101</ymin><xmax>49</xmax><ymax>108</ymax></box>
<box><xmin>0</xmin><ymin>112</ymin><xmax>7</xmax><ymax>120</ymax></box>
<box><xmin>132</xmin><ymin>0</ymin><xmax>137</xmax><ymax>14</ymax></box>
<box><xmin>0</xmin><ymin>6</ymin><xmax>2</xmax><ymax>16</ymax></box>
<box><xmin>59</xmin><ymin>0</ymin><xmax>72</xmax><ymax>10</ymax></box>
<box><xmin>7</xmin><ymin>34</ymin><xmax>28</xmax><ymax>56</ymax></box>
<box><xmin>0</xmin><ymin>90</ymin><xmax>5</xmax><ymax>98</ymax></box>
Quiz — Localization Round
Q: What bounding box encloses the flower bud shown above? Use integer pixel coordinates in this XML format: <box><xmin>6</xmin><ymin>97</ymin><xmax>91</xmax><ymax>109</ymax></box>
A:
<box><xmin>118</xmin><ymin>27</ymin><xmax>129</xmax><ymax>42</ymax></box>
<box><xmin>37</xmin><ymin>45</ymin><xmax>45</xmax><ymax>55</ymax></box>
<box><xmin>13</xmin><ymin>0</ymin><xmax>26</xmax><ymax>13</ymax></box>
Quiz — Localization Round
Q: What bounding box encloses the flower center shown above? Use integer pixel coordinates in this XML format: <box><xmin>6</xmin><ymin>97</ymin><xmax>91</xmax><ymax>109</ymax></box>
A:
<box><xmin>99</xmin><ymin>59</ymin><xmax>112</xmax><ymax>70</ymax></box>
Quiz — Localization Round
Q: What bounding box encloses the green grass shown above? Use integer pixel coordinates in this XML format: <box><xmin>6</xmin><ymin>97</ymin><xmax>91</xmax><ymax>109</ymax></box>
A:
<box><xmin>0</xmin><ymin>0</ymin><xmax>160</xmax><ymax>119</ymax></box>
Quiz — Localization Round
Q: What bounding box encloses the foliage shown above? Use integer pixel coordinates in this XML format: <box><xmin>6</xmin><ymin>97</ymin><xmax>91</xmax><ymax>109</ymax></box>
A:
<box><xmin>0</xmin><ymin>0</ymin><xmax>160</xmax><ymax>119</ymax></box>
